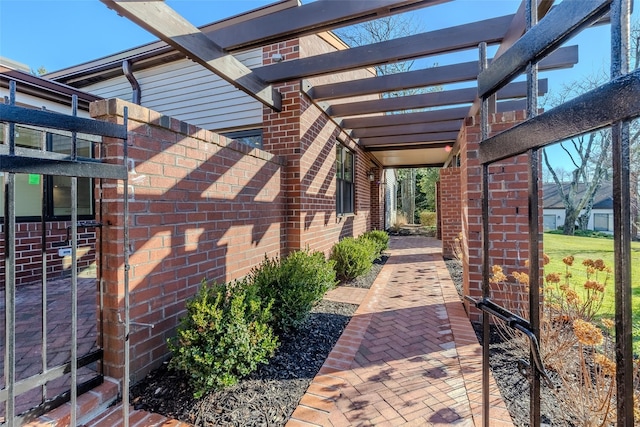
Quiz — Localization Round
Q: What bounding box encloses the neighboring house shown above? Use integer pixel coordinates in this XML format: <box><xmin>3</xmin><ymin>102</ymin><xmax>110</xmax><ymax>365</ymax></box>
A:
<box><xmin>542</xmin><ymin>181</ymin><xmax>614</xmax><ymax>232</ymax></box>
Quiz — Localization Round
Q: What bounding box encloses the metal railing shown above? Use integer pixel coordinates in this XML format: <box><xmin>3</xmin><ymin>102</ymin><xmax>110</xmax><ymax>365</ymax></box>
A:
<box><xmin>0</xmin><ymin>81</ymin><xmax>128</xmax><ymax>425</ymax></box>
<box><xmin>472</xmin><ymin>0</ymin><xmax>635</xmax><ymax>425</ymax></box>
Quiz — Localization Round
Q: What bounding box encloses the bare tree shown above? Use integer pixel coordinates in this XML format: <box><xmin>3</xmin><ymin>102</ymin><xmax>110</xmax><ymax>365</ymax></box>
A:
<box><xmin>542</xmin><ymin>165</ymin><xmax>570</xmax><ymax>183</ymax></box>
<box><xmin>337</xmin><ymin>14</ymin><xmax>421</xmax><ymax>79</ymax></box>
<box><xmin>543</xmin><ymin>130</ymin><xmax>611</xmax><ymax>234</ymax></box>
<box><xmin>542</xmin><ymin>68</ymin><xmax>614</xmax><ymax>235</ymax></box>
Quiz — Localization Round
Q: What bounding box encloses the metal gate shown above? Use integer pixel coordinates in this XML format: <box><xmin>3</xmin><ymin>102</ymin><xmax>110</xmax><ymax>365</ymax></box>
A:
<box><xmin>0</xmin><ymin>81</ymin><xmax>128</xmax><ymax>425</ymax></box>
<box><xmin>466</xmin><ymin>0</ymin><xmax>636</xmax><ymax>425</ymax></box>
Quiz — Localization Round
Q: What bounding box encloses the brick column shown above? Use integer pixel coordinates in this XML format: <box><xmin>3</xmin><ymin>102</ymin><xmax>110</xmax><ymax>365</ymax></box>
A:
<box><xmin>262</xmin><ymin>42</ymin><xmax>302</xmax><ymax>255</ymax></box>
<box><xmin>461</xmin><ymin>111</ymin><xmax>539</xmax><ymax>322</ymax></box>
<box><xmin>438</xmin><ymin>167</ymin><xmax>462</xmax><ymax>259</ymax></box>
<box><xmin>262</xmin><ymin>40</ymin><xmax>377</xmax><ymax>255</ymax></box>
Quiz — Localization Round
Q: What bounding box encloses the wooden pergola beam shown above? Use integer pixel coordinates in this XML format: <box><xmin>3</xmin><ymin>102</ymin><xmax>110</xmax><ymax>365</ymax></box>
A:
<box><xmin>253</xmin><ymin>14</ymin><xmax>515</xmax><ymax>83</ymax></box>
<box><xmin>311</xmin><ymin>45</ymin><xmax>577</xmax><ymax>101</ymax></box>
<box><xmin>443</xmin><ymin>0</ymin><xmax>554</xmax><ymax>166</ymax></box>
<box><xmin>365</xmin><ymin>142</ymin><xmax>452</xmax><ymax>152</ymax></box>
<box><xmin>99</xmin><ymin>0</ymin><xmax>282</xmax><ymax>111</ymax></box>
<box><xmin>478</xmin><ymin>0</ymin><xmax>611</xmax><ymax>98</ymax></box>
<box><xmin>352</xmin><ymin>120</ymin><xmax>463</xmax><ymax>139</ymax></box>
<box><xmin>209</xmin><ymin>0</ymin><xmax>452</xmax><ymax>52</ymax></box>
<box><xmin>359</xmin><ymin>132</ymin><xmax>459</xmax><ymax>147</ymax></box>
<box><xmin>341</xmin><ymin>107</ymin><xmax>470</xmax><ymax>130</ymax></box>
<box><xmin>328</xmin><ymin>79</ymin><xmax>546</xmax><ymax>117</ymax></box>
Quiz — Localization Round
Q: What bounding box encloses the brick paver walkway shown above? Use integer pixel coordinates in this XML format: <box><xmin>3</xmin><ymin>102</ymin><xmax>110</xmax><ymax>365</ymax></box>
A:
<box><xmin>287</xmin><ymin>236</ymin><xmax>513</xmax><ymax>427</ymax></box>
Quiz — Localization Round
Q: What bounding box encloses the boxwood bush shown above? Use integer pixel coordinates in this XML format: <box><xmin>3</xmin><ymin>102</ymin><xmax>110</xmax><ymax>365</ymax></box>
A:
<box><xmin>251</xmin><ymin>249</ymin><xmax>337</xmax><ymax>333</ymax></box>
<box><xmin>330</xmin><ymin>236</ymin><xmax>378</xmax><ymax>281</ymax></box>
<box><xmin>360</xmin><ymin>230</ymin><xmax>389</xmax><ymax>256</ymax></box>
<box><xmin>168</xmin><ymin>279</ymin><xmax>278</xmax><ymax>398</ymax></box>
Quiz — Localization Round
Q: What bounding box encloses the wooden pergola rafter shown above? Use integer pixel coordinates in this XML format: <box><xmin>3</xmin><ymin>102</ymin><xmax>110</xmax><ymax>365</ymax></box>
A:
<box><xmin>97</xmin><ymin>0</ymin><xmax>580</xmax><ymax>168</ymax></box>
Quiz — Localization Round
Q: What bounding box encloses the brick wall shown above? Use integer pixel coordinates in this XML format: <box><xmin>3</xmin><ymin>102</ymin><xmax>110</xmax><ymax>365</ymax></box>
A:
<box><xmin>459</xmin><ymin>111</ymin><xmax>540</xmax><ymax>322</ymax></box>
<box><xmin>92</xmin><ymin>98</ymin><xmax>286</xmax><ymax>381</ymax></box>
<box><xmin>0</xmin><ymin>222</ymin><xmax>96</xmax><ymax>286</ymax></box>
<box><xmin>298</xmin><ymin>97</ymin><xmax>373</xmax><ymax>254</ymax></box>
<box><xmin>263</xmin><ymin>39</ymin><xmax>378</xmax><ymax>256</ymax></box>
<box><xmin>438</xmin><ymin>167</ymin><xmax>462</xmax><ymax>259</ymax></box>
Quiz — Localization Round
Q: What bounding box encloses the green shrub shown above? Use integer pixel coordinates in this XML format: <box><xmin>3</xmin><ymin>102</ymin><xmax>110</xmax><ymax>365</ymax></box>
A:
<box><xmin>419</xmin><ymin>211</ymin><xmax>437</xmax><ymax>227</ymax></box>
<box><xmin>251</xmin><ymin>250</ymin><xmax>337</xmax><ymax>333</ymax></box>
<box><xmin>168</xmin><ymin>279</ymin><xmax>278</xmax><ymax>398</ymax></box>
<box><xmin>330</xmin><ymin>237</ymin><xmax>377</xmax><ymax>281</ymax></box>
<box><xmin>360</xmin><ymin>230</ymin><xmax>389</xmax><ymax>255</ymax></box>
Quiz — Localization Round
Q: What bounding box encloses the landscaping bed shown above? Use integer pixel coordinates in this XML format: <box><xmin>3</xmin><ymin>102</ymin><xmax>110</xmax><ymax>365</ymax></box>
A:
<box><xmin>130</xmin><ymin>253</ymin><xmax>387</xmax><ymax>426</ymax></box>
<box><xmin>131</xmin><ymin>299</ymin><xmax>358</xmax><ymax>426</ymax></box>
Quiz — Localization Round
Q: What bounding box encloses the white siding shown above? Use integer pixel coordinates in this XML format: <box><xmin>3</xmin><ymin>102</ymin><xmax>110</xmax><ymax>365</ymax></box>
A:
<box><xmin>82</xmin><ymin>49</ymin><xmax>263</xmax><ymax>131</ymax></box>
<box><xmin>385</xmin><ymin>169</ymin><xmax>397</xmax><ymax>230</ymax></box>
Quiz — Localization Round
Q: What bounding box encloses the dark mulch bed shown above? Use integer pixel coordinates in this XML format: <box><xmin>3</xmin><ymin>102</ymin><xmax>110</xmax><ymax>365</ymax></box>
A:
<box><xmin>470</xmin><ymin>323</ymin><xmax>572</xmax><ymax>427</ymax></box>
<box><xmin>129</xmin><ymin>254</ymin><xmax>386</xmax><ymax>426</ymax></box>
<box><xmin>131</xmin><ymin>299</ymin><xmax>358</xmax><ymax>426</ymax></box>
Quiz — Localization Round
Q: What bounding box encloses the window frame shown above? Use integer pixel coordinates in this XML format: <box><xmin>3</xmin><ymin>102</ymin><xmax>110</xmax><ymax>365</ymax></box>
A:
<box><xmin>336</xmin><ymin>144</ymin><xmax>355</xmax><ymax>216</ymax></box>
<box><xmin>221</xmin><ymin>128</ymin><xmax>263</xmax><ymax>149</ymax></box>
<box><xmin>0</xmin><ymin>124</ymin><xmax>96</xmax><ymax>222</ymax></box>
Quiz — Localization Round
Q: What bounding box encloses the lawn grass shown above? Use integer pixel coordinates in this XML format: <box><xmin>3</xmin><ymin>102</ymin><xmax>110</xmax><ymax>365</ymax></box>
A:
<box><xmin>543</xmin><ymin>232</ymin><xmax>640</xmax><ymax>352</ymax></box>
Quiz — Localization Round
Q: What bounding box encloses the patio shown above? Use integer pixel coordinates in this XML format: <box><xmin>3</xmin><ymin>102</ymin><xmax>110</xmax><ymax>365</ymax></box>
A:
<box><xmin>0</xmin><ymin>276</ymin><xmax>100</xmax><ymax>422</ymax></box>
<box><xmin>83</xmin><ymin>235</ymin><xmax>512</xmax><ymax>426</ymax></box>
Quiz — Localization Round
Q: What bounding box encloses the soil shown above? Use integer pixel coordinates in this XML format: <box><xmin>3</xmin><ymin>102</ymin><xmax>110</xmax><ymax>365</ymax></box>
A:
<box><xmin>130</xmin><ymin>248</ymin><xmax>537</xmax><ymax>427</ymax></box>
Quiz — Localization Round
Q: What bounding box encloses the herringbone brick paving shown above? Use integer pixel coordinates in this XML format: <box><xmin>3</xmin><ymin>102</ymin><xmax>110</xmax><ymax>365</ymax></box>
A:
<box><xmin>288</xmin><ymin>236</ymin><xmax>513</xmax><ymax>427</ymax></box>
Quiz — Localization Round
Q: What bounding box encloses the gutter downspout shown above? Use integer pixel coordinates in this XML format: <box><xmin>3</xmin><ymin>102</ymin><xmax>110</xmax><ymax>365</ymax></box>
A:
<box><xmin>122</xmin><ymin>60</ymin><xmax>141</xmax><ymax>105</ymax></box>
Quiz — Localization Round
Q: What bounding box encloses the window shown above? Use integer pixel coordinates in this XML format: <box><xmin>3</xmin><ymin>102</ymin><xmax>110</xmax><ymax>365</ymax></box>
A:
<box><xmin>593</xmin><ymin>213</ymin><xmax>611</xmax><ymax>231</ymax></box>
<box><xmin>222</xmin><ymin>129</ymin><xmax>262</xmax><ymax>149</ymax></box>
<box><xmin>336</xmin><ymin>144</ymin><xmax>354</xmax><ymax>215</ymax></box>
<box><xmin>0</xmin><ymin>124</ymin><xmax>95</xmax><ymax>220</ymax></box>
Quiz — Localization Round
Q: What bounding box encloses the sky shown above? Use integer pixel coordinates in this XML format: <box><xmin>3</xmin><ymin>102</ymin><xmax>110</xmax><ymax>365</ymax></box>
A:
<box><xmin>0</xmin><ymin>0</ymin><xmax>628</xmax><ymax>171</ymax></box>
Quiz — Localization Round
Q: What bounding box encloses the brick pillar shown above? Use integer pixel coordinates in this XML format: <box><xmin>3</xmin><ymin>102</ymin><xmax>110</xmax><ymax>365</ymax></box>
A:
<box><xmin>262</xmin><ymin>42</ymin><xmax>302</xmax><ymax>255</ymax></box>
<box><xmin>90</xmin><ymin>99</ymin><xmax>129</xmax><ymax>381</ymax></box>
<box><xmin>438</xmin><ymin>167</ymin><xmax>462</xmax><ymax>259</ymax></box>
<box><xmin>461</xmin><ymin>110</ymin><xmax>539</xmax><ymax>322</ymax></box>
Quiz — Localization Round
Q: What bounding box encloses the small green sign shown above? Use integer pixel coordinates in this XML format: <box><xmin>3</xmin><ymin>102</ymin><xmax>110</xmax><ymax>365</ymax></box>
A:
<box><xmin>28</xmin><ymin>174</ymin><xmax>40</xmax><ymax>185</ymax></box>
